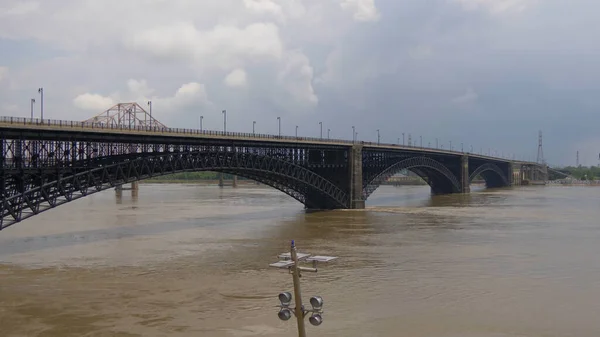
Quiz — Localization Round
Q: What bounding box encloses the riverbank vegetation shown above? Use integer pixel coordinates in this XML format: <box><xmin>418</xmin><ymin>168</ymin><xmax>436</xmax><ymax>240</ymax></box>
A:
<box><xmin>554</xmin><ymin>166</ymin><xmax>600</xmax><ymax>180</ymax></box>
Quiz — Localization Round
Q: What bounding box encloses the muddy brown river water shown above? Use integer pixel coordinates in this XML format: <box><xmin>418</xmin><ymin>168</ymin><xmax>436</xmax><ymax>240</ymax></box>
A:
<box><xmin>1</xmin><ymin>184</ymin><xmax>599</xmax><ymax>337</ymax></box>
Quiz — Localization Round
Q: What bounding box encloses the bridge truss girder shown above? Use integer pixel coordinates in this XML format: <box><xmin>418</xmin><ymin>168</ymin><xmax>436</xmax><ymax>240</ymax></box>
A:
<box><xmin>0</xmin><ymin>135</ymin><xmax>351</xmax><ymax>230</ymax></box>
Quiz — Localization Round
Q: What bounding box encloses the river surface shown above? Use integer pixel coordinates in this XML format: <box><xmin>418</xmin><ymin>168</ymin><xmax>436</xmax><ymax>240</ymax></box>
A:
<box><xmin>1</xmin><ymin>184</ymin><xmax>599</xmax><ymax>337</ymax></box>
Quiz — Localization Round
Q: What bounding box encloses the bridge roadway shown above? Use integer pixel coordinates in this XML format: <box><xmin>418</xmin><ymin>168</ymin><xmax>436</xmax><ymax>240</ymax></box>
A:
<box><xmin>0</xmin><ymin>116</ymin><xmax>547</xmax><ymax>230</ymax></box>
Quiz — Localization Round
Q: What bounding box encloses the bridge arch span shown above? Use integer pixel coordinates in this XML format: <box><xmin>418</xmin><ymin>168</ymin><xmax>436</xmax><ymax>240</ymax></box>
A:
<box><xmin>469</xmin><ymin>163</ymin><xmax>509</xmax><ymax>188</ymax></box>
<box><xmin>1</xmin><ymin>150</ymin><xmax>348</xmax><ymax>229</ymax></box>
<box><xmin>362</xmin><ymin>157</ymin><xmax>462</xmax><ymax>199</ymax></box>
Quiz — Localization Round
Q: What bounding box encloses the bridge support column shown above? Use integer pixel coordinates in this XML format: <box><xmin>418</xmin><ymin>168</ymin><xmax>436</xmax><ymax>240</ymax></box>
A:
<box><xmin>349</xmin><ymin>145</ymin><xmax>365</xmax><ymax>209</ymax></box>
<box><xmin>218</xmin><ymin>172</ymin><xmax>224</xmax><ymax>187</ymax></box>
<box><xmin>510</xmin><ymin>163</ymin><xmax>521</xmax><ymax>186</ymax></box>
<box><xmin>461</xmin><ymin>155</ymin><xmax>470</xmax><ymax>193</ymax></box>
<box><xmin>233</xmin><ymin>175</ymin><xmax>238</xmax><ymax>188</ymax></box>
<box><xmin>131</xmin><ymin>181</ymin><xmax>139</xmax><ymax>191</ymax></box>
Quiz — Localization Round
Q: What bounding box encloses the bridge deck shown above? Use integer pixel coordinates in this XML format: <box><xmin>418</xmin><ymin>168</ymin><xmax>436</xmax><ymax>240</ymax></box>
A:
<box><xmin>0</xmin><ymin>117</ymin><xmax>534</xmax><ymax>165</ymax></box>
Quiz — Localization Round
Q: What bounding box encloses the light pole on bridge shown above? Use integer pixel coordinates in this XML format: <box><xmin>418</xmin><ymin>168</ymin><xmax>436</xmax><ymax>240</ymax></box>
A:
<box><xmin>402</xmin><ymin>133</ymin><xmax>405</xmax><ymax>146</ymax></box>
<box><xmin>200</xmin><ymin>115</ymin><xmax>203</xmax><ymax>131</ymax></box>
<box><xmin>296</xmin><ymin>125</ymin><xmax>299</xmax><ymax>137</ymax></box>
<box><xmin>277</xmin><ymin>117</ymin><xmax>281</xmax><ymax>136</ymax></box>
<box><xmin>37</xmin><ymin>87</ymin><xmax>44</xmax><ymax>121</ymax></box>
<box><xmin>327</xmin><ymin>129</ymin><xmax>330</xmax><ymax>139</ymax></box>
<box><xmin>147</xmin><ymin>101</ymin><xmax>152</xmax><ymax>128</ymax></box>
<box><xmin>319</xmin><ymin>122</ymin><xmax>323</xmax><ymax>139</ymax></box>
<box><xmin>352</xmin><ymin>126</ymin><xmax>355</xmax><ymax>143</ymax></box>
<box><xmin>436</xmin><ymin>138</ymin><xmax>439</xmax><ymax>149</ymax></box>
<box><xmin>397</xmin><ymin>137</ymin><xmax>400</xmax><ymax>146</ymax></box>
<box><xmin>420</xmin><ymin>135</ymin><xmax>423</xmax><ymax>148</ymax></box>
<box><xmin>30</xmin><ymin>98</ymin><xmax>35</xmax><ymax>119</ymax></box>
<box><xmin>253</xmin><ymin>121</ymin><xmax>256</xmax><ymax>134</ymax></box>
<box><xmin>449</xmin><ymin>140</ymin><xmax>452</xmax><ymax>151</ymax></box>
<box><xmin>461</xmin><ymin>143</ymin><xmax>464</xmax><ymax>153</ymax></box>
<box><xmin>222</xmin><ymin>110</ymin><xmax>227</xmax><ymax>133</ymax></box>
<box><xmin>377</xmin><ymin>129</ymin><xmax>380</xmax><ymax>145</ymax></box>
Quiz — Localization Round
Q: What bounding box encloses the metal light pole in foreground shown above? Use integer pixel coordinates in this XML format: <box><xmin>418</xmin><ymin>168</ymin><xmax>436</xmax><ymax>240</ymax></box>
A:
<box><xmin>270</xmin><ymin>240</ymin><xmax>337</xmax><ymax>337</ymax></box>
<box><xmin>222</xmin><ymin>110</ymin><xmax>227</xmax><ymax>133</ymax></box>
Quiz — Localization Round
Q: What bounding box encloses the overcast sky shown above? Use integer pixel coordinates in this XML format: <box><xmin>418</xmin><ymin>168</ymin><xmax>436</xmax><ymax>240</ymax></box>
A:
<box><xmin>0</xmin><ymin>0</ymin><xmax>598</xmax><ymax>166</ymax></box>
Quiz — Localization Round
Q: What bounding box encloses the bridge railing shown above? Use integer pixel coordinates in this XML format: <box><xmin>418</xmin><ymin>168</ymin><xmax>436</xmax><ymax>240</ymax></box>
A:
<box><xmin>0</xmin><ymin>116</ymin><xmax>528</xmax><ymax>162</ymax></box>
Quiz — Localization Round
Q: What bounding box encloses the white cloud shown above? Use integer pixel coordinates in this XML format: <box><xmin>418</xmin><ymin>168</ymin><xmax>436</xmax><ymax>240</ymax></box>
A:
<box><xmin>224</xmin><ymin>68</ymin><xmax>248</xmax><ymax>87</ymax></box>
<box><xmin>243</xmin><ymin>0</ymin><xmax>283</xmax><ymax>19</ymax></box>
<box><xmin>340</xmin><ymin>0</ymin><xmax>380</xmax><ymax>22</ymax></box>
<box><xmin>452</xmin><ymin>88</ymin><xmax>478</xmax><ymax>104</ymax></box>
<box><xmin>277</xmin><ymin>51</ymin><xmax>318</xmax><ymax>105</ymax></box>
<box><xmin>127</xmin><ymin>79</ymin><xmax>154</xmax><ymax>97</ymax></box>
<box><xmin>73</xmin><ymin>93</ymin><xmax>115</xmax><ymax>111</ymax></box>
<box><xmin>73</xmin><ymin>80</ymin><xmax>211</xmax><ymax>117</ymax></box>
<box><xmin>124</xmin><ymin>22</ymin><xmax>283</xmax><ymax>69</ymax></box>
<box><xmin>451</xmin><ymin>0</ymin><xmax>537</xmax><ymax>14</ymax></box>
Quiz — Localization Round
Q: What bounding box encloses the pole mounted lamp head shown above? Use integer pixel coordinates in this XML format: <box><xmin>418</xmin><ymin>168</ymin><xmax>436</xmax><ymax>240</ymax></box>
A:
<box><xmin>278</xmin><ymin>308</ymin><xmax>293</xmax><ymax>321</ymax></box>
<box><xmin>309</xmin><ymin>314</ymin><xmax>323</xmax><ymax>326</ymax></box>
<box><xmin>309</xmin><ymin>296</ymin><xmax>323</xmax><ymax>310</ymax></box>
<box><xmin>278</xmin><ymin>292</ymin><xmax>293</xmax><ymax>307</ymax></box>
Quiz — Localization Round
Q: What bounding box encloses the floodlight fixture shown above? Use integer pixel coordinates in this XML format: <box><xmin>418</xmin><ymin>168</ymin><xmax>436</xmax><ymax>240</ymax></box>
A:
<box><xmin>309</xmin><ymin>314</ymin><xmax>323</xmax><ymax>326</ymax></box>
<box><xmin>278</xmin><ymin>308</ymin><xmax>293</xmax><ymax>321</ymax></box>
<box><xmin>309</xmin><ymin>296</ymin><xmax>323</xmax><ymax>310</ymax></box>
<box><xmin>279</xmin><ymin>292</ymin><xmax>293</xmax><ymax>306</ymax></box>
<box><xmin>269</xmin><ymin>240</ymin><xmax>338</xmax><ymax>336</ymax></box>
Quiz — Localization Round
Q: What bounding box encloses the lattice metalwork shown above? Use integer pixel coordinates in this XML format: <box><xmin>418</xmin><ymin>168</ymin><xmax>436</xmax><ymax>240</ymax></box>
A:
<box><xmin>0</xmin><ymin>134</ymin><xmax>350</xmax><ymax>229</ymax></box>
<box><xmin>362</xmin><ymin>157</ymin><xmax>462</xmax><ymax>199</ymax></box>
<box><xmin>82</xmin><ymin>102</ymin><xmax>167</xmax><ymax>129</ymax></box>
<box><xmin>469</xmin><ymin>163</ymin><xmax>509</xmax><ymax>185</ymax></box>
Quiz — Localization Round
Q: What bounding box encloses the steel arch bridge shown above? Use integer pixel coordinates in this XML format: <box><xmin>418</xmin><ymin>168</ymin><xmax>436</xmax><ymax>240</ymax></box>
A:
<box><xmin>0</xmin><ymin>103</ymin><xmax>547</xmax><ymax>230</ymax></box>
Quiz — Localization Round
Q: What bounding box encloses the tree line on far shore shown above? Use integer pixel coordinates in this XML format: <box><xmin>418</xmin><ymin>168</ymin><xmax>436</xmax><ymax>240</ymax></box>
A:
<box><xmin>554</xmin><ymin>166</ymin><xmax>600</xmax><ymax>180</ymax></box>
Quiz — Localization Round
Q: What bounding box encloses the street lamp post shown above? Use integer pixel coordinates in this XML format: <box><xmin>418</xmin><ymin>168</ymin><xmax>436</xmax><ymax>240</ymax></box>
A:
<box><xmin>319</xmin><ymin>122</ymin><xmax>323</xmax><ymax>139</ymax></box>
<box><xmin>270</xmin><ymin>240</ymin><xmax>337</xmax><ymax>337</ymax></box>
<box><xmin>30</xmin><ymin>98</ymin><xmax>35</xmax><ymax>119</ymax></box>
<box><xmin>402</xmin><ymin>132</ymin><xmax>405</xmax><ymax>146</ymax></box>
<box><xmin>222</xmin><ymin>110</ymin><xmax>227</xmax><ymax>133</ymax></box>
<box><xmin>327</xmin><ymin>129</ymin><xmax>330</xmax><ymax>139</ymax></box>
<box><xmin>296</xmin><ymin>125</ymin><xmax>298</xmax><ymax>138</ymax></box>
<box><xmin>420</xmin><ymin>136</ymin><xmax>423</xmax><ymax>148</ymax></box>
<box><xmin>377</xmin><ymin>129</ymin><xmax>380</xmax><ymax>145</ymax></box>
<box><xmin>200</xmin><ymin>115</ymin><xmax>203</xmax><ymax>131</ymax></box>
<box><xmin>449</xmin><ymin>140</ymin><xmax>452</xmax><ymax>151</ymax></box>
<box><xmin>277</xmin><ymin>117</ymin><xmax>281</xmax><ymax>136</ymax></box>
<box><xmin>436</xmin><ymin>138</ymin><xmax>439</xmax><ymax>149</ymax></box>
<box><xmin>461</xmin><ymin>143</ymin><xmax>464</xmax><ymax>153</ymax></box>
<box><xmin>37</xmin><ymin>87</ymin><xmax>44</xmax><ymax>121</ymax></box>
<box><xmin>253</xmin><ymin>121</ymin><xmax>256</xmax><ymax>134</ymax></box>
<box><xmin>352</xmin><ymin>126</ymin><xmax>355</xmax><ymax>143</ymax></box>
<box><xmin>147</xmin><ymin>101</ymin><xmax>152</xmax><ymax>128</ymax></box>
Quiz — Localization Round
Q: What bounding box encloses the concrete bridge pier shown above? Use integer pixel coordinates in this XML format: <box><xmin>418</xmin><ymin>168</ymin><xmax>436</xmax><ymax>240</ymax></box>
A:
<box><xmin>461</xmin><ymin>155</ymin><xmax>470</xmax><ymax>193</ymax></box>
<box><xmin>349</xmin><ymin>145</ymin><xmax>365</xmax><ymax>209</ymax></box>
<box><xmin>218</xmin><ymin>172</ymin><xmax>224</xmax><ymax>187</ymax></box>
